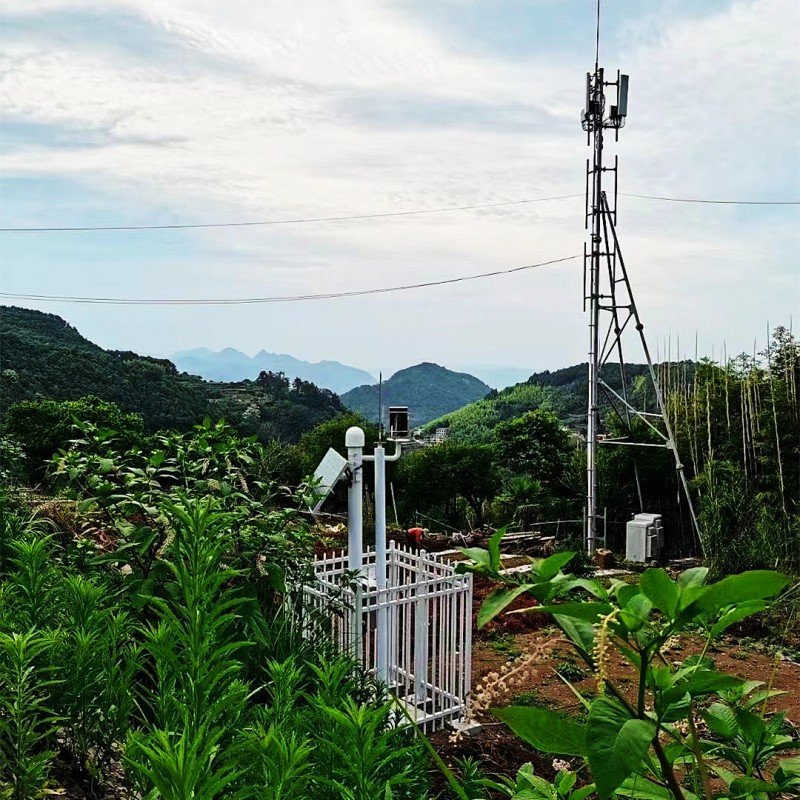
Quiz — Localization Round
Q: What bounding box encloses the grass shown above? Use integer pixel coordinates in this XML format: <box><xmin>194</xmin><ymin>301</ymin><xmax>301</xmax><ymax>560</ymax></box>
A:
<box><xmin>486</xmin><ymin>632</ymin><xmax>522</xmax><ymax>659</ymax></box>
<box><xmin>511</xmin><ymin>690</ymin><xmax>556</xmax><ymax>709</ymax></box>
<box><xmin>554</xmin><ymin>660</ymin><xmax>588</xmax><ymax>683</ymax></box>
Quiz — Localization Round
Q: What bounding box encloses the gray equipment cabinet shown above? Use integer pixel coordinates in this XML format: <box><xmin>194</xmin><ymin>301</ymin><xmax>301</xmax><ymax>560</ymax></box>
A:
<box><xmin>625</xmin><ymin>513</ymin><xmax>664</xmax><ymax>563</ymax></box>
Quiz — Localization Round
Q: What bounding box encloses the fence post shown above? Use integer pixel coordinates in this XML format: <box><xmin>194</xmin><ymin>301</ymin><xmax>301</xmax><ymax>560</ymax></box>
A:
<box><xmin>387</xmin><ymin>540</ymin><xmax>398</xmax><ymax>684</ymax></box>
<box><xmin>374</xmin><ymin>444</ymin><xmax>389</xmax><ymax>683</ymax></box>
<box><xmin>346</xmin><ymin>426</ymin><xmax>365</xmax><ymax>660</ymax></box>
<box><xmin>414</xmin><ymin>549</ymin><xmax>429</xmax><ymax>704</ymax></box>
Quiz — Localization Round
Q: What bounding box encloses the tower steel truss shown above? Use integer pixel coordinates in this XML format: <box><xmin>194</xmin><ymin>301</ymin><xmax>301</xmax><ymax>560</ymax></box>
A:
<box><xmin>582</xmin><ymin>66</ymin><xmax>699</xmax><ymax>554</ymax></box>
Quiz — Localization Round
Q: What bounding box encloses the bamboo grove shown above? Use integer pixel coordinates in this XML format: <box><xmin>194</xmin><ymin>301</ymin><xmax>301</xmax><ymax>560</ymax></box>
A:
<box><xmin>661</xmin><ymin>326</ymin><xmax>799</xmax><ymax>575</ymax></box>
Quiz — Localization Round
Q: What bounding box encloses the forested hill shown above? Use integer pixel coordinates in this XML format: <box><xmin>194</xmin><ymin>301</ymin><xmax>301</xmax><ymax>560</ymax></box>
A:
<box><xmin>526</xmin><ymin>362</ymin><xmax>661</xmax><ymax>426</ymax></box>
<box><xmin>0</xmin><ymin>306</ymin><xmax>345</xmax><ymax>442</ymax></box>
<box><xmin>341</xmin><ymin>362</ymin><xmax>491</xmax><ymax>427</ymax></box>
<box><xmin>426</xmin><ymin>361</ymin><xmax>694</xmax><ymax>442</ymax></box>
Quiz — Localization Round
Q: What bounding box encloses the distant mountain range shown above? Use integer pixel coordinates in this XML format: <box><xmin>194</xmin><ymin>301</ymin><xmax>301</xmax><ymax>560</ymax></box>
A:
<box><xmin>2</xmin><ymin>305</ymin><xmax>688</xmax><ymax>451</ymax></box>
<box><xmin>341</xmin><ymin>363</ymin><xmax>492</xmax><ymax>427</ymax></box>
<box><xmin>0</xmin><ymin>307</ymin><xmax>345</xmax><ymax>442</ymax></box>
<box><xmin>171</xmin><ymin>347</ymin><xmax>376</xmax><ymax>394</ymax></box>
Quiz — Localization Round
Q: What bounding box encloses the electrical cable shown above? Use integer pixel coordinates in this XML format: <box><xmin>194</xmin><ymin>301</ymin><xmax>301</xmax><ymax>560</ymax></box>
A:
<box><xmin>619</xmin><ymin>193</ymin><xmax>799</xmax><ymax>206</ymax></box>
<box><xmin>1</xmin><ymin>192</ymin><xmax>796</xmax><ymax>233</ymax></box>
<box><xmin>0</xmin><ymin>254</ymin><xmax>579</xmax><ymax>306</ymax></box>
<box><xmin>0</xmin><ymin>194</ymin><xmax>582</xmax><ymax>232</ymax></box>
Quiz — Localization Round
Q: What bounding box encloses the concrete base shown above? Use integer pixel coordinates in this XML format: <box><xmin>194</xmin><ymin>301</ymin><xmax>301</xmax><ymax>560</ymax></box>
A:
<box><xmin>448</xmin><ymin>719</ymin><xmax>483</xmax><ymax>738</ymax></box>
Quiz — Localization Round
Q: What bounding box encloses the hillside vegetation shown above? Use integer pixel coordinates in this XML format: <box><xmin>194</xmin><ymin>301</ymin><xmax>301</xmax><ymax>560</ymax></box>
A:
<box><xmin>341</xmin><ymin>362</ymin><xmax>491</xmax><ymax>427</ymax></box>
<box><xmin>427</xmin><ymin>361</ymin><xmax>675</xmax><ymax>441</ymax></box>
<box><xmin>0</xmin><ymin>306</ymin><xmax>344</xmax><ymax>442</ymax></box>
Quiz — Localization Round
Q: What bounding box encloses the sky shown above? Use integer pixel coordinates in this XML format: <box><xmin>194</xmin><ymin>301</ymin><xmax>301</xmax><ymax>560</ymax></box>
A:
<box><xmin>1</xmin><ymin>0</ymin><xmax>798</xmax><ymax>379</ymax></box>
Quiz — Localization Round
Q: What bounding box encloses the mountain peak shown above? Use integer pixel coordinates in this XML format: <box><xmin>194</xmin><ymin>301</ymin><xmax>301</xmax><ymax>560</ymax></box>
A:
<box><xmin>341</xmin><ymin>362</ymin><xmax>490</xmax><ymax>426</ymax></box>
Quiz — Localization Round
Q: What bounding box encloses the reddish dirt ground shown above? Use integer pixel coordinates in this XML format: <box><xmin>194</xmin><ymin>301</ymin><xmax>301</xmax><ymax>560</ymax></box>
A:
<box><xmin>469</xmin><ymin>630</ymin><xmax>800</xmax><ymax>721</ymax></box>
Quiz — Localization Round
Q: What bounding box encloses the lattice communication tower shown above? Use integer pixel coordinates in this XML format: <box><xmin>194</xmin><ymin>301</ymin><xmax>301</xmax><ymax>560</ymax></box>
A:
<box><xmin>581</xmin><ymin>63</ymin><xmax>699</xmax><ymax>554</ymax></box>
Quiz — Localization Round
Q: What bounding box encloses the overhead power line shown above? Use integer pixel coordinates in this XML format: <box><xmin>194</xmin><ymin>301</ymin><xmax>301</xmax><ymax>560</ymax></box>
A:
<box><xmin>0</xmin><ymin>254</ymin><xmax>579</xmax><ymax>306</ymax></box>
<box><xmin>0</xmin><ymin>194</ymin><xmax>582</xmax><ymax>232</ymax></box>
<box><xmin>0</xmin><ymin>192</ymin><xmax>796</xmax><ymax>234</ymax></box>
<box><xmin>619</xmin><ymin>193</ymin><xmax>800</xmax><ymax>206</ymax></box>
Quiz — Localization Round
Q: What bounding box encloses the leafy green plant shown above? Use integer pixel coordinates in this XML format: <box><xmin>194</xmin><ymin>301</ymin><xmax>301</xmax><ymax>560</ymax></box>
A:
<box><xmin>313</xmin><ymin>698</ymin><xmax>427</xmax><ymax>800</ymax></box>
<box><xmin>8</xmin><ymin>531</ymin><xmax>57</xmax><ymax>631</ymax></box>
<box><xmin>0</xmin><ymin>495</ymin><xmax>30</xmax><ymax>578</ymax></box>
<box><xmin>243</xmin><ymin>726</ymin><xmax>314</xmax><ymax>800</ymax></box>
<box><xmin>54</xmin><ymin>575</ymin><xmax>140</xmax><ymax>780</ymax></box>
<box><xmin>125</xmin><ymin>499</ymin><xmax>251</xmax><ymax>798</ymax></box>
<box><xmin>452</xmin><ymin>756</ymin><xmax>490</xmax><ymax>799</ymax></box>
<box><xmin>556</xmin><ymin>660</ymin><xmax>589</xmax><ymax>683</ymax></box>
<box><xmin>0</xmin><ymin>631</ymin><xmax>61</xmax><ymax>800</ymax></box>
<box><xmin>477</xmin><ymin>762</ymin><xmax>595</xmax><ymax>800</ymax></box>
<box><xmin>701</xmin><ymin>681</ymin><xmax>797</xmax><ymax>791</ymax></box>
<box><xmin>511</xmin><ymin>690</ymin><xmax>555</xmax><ymax>709</ymax></box>
<box><xmin>0</xmin><ymin>436</ymin><xmax>26</xmax><ymax>487</ymax></box>
<box><xmin>458</xmin><ymin>533</ymin><xmax>797</xmax><ymax>799</ymax></box>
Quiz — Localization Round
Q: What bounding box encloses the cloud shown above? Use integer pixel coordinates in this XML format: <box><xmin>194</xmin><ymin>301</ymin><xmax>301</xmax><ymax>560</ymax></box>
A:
<box><xmin>0</xmin><ymin>6</ymin><xmax>253</xmax><ymax>77</ymax></box>
<box><xmin>0</xmin><ymin>0</ymin><xmax>796</xmax><ymax>373</ymax></box>
<box><xmin>334</xmin><ymin>89</ymin><xmax>568</xmax><ymax>134</ymax></box>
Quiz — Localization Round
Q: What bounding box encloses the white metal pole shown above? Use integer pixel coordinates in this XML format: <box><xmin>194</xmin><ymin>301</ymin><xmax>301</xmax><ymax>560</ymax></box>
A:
<box><xmin>374</xmin><ymin>444</ymin><xmax>388</xmax><ymax>683</ymax></box>
<box><xmin>387</xmin><ymin>539</ymin><xmax>398</xmax><ymax>684</ymax></box>
<box><xmin>375</xmin><ymin>446</ymin><xmax>387</xmax><ymax>578</ymax></box>
<box><xmin>414</xmin><ymin>549</ymin><xmax>428</xmax><ymax>704</ymax></box>
<box><xmin>345</xmin><ymin>426</ymin><xmax>365</xmax><ymax>660</ymax></box>
<box><xmin>374</xmin><ymin>441</ymin><xmax>402</xmax><ymax>684</ymax></box>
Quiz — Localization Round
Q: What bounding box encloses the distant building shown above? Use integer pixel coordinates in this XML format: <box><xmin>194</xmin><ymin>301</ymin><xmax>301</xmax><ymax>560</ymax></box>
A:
<box><xmin>411</xmin><ymin>426</ymin><xmax>451</xmax><ymax>447</ymax></box>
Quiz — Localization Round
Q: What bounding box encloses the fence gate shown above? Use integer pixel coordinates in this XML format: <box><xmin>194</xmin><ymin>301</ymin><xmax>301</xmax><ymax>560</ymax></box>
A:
<box><xmin>304</xmin><ymin>541</ymin><xmax>473</xmax><ymax>732</ymax></box>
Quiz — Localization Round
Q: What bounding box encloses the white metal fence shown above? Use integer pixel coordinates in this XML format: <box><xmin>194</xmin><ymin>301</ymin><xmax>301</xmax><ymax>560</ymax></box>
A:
<box><xmin>303</xmin><ymin>541</ymin><xmax>473</xmax><ymax>732</ymax></box>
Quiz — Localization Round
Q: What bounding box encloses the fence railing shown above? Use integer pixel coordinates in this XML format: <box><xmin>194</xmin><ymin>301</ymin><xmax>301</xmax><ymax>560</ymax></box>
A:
<box><xmin>304</xmin><ymin>541</ymin><xmax>473</xmax><ymax>731</ymax></box>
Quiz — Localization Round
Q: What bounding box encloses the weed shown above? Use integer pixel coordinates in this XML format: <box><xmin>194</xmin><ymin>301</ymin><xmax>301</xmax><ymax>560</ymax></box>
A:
<box><xmin>125</xmin><ymin>499</ymin><xmax>251</xmax><ymax>798</ymax></box>
<box><xmin>453</xmin><ymin>757</ymin><xmax>488</xmax><ymax>800</ymax></box>
<box><xmin>729</xmin><ymin>651</ymin><xmax>750</xmax><ymax>661</ymax></box>
<box><xmin>511</xmin><ymin>690</ymin><xmax>554</xmax><ymax>709</ymax></box>
<box><xmin>555</xmin><ymin>660</ymin><xmax>588</xmax><ymax>683</ymax></box>
<box><xmin>487</xmin><ymin>632</ymin><xmax>521</xmax><ymax>659</ymax></box>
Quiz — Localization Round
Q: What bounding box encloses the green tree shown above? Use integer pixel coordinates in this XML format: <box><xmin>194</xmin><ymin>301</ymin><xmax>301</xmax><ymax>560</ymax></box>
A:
<box><xmin>397</xmin><ymin>442</ymin><xmax>499</xmax><ymax>527</ymax></box>
<box><xmin>495</xmin><ymin>475</ymin><xmax>552</xmax><ymax>530</ymax></box>
<box><xmin>2</xmin><ymin>397</ymin><xmax>144</xmax><ymax>481</ymax></box>
<box><xmin>290</xmin><ymin>413</ymin><xmax>379</xmax><ymax>482</ymax></box>
<box><xmin>493</xmin><ymin>410</ymin><xmax>572</xmax><ymax>485</ymax></box>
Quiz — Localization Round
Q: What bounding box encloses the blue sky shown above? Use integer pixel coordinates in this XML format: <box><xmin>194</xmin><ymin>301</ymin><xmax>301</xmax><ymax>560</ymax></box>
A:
<box><xmin>1</xmin><ymin>0</ymin><xmax>797</xmax><ymax>377</ymax></box>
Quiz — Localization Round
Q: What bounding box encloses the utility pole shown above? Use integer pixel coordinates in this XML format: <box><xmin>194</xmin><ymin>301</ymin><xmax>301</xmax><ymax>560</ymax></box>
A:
<box><xmin>581</xmin><ymin>15</ymin><xmax>699</xmax><ymax>555</ymax></box>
